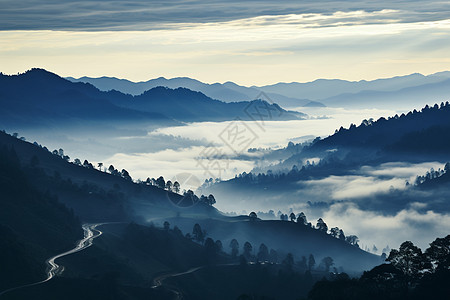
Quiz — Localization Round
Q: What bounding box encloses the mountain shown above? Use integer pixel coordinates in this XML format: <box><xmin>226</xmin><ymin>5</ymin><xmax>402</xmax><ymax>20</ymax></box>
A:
<box><xmin>69</xmin><ymin>71</ymin><xmax>450</xmax><ymax>110</ymax></box>
<box><xmin>67</xmin><ymin>75</ymin><xmax>323</xmax><ymax>108</ymax></box>
<box><xmin>201</xmin><ymin>102</ymin><xmax>450</xmax><ymax>220</ymax></box>
<box><xmin>0</xmin><ymin>69</ymin><xmax>305</xmax><ymax>132</ymax></box>
<box><xmin>0</xmin><ymin>131</ymin><xmax>382</xmax><ymax>298</ymax></box>
<box><xmin>256</xmin><ymin>72</ymin><xmax>450</xmax><ymax>101</ymax></box>
<box><xmin>0</xmin><ymin>69</ymin><xmax>172</xmax><ymax>130</ymax></box>
<box><xmin>305</xmin><ymin>102</ymin><xmax>450</xmax><ymax>159</ymax></box>
<box><xmin>113</xmin><ymin>86</ymin><xmax>306</xmax><ymax>122</ymax></box>
<box><xmin>0</xmin><ymin>142</ymin><xmax>82</xmax><ymax>292</ymax></box>
<box><xmin>320</xmin><ymin>78</ymin><xmax>450</xmax><ymax>109</ymax></box>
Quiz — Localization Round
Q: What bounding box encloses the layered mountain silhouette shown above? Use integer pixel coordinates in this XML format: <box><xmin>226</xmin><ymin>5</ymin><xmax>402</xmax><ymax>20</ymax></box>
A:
<box><xmin>69</xmin><ymin>71</ymin><xmax>450</xmax><ymax>109</ymax></box>
<box><xmin>257</xmin><ymin>71</ymin><xmax>450</xmax><ymax>109</ymax></box>
<box><xmin>0</xmin><ymin>129</ymin><xmax>382</xmax><ymax>298</ymax></box>
<box><xmin>0</xmin><ymin>69</ymin><xmax>305</xmax><ymax>131</ymax></box>
<box><xmin>67</xmin><ymin>75</ymin><xmax>324</xmax><ymax>108</ymax></box>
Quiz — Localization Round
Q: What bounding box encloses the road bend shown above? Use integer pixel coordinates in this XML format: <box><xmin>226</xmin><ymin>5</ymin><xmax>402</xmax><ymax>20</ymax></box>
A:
<box><xmin>0</xmin><ymin>223</ymin><xmax>104</xmax><ymax>297</ymax></box>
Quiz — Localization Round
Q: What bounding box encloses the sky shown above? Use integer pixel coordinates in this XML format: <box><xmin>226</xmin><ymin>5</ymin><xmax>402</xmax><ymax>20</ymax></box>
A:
<box><xmin>1</xmin><ymin>1</ymin><xmax>450</xmax><ymax>85</ymax></box>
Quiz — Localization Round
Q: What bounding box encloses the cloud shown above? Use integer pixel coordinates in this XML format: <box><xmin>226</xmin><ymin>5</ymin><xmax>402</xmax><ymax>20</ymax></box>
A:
<box><xmin>323</xmin><ymin>202</ymin><xmax>450</xmax><ymax>250</ymax></box>
<box><xmin>1</xmin><ymin>1</ymin><xmax>450</xmax><ymax>31</ymax></box>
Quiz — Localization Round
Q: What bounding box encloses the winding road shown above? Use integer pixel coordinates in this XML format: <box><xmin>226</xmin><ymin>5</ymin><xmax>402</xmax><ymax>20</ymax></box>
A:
<box><xmin>151</xmin><ymin>266</ymin><xmax>204</xmax><ymax>300</ymax></box>
<box><xmin>0</xmin><ymin>223</ymin><xmax>104</xmax><ymax>297</ymax></box>
<box><xmin>151</xmin><ymin>263</ymin><xmax>238</xmax><ymax>300</ymax></box>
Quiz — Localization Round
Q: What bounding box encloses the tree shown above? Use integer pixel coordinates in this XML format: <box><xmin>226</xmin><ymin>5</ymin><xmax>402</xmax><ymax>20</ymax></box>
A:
<box><xmin>280</xmin><ymin>214</ymin><xmax>288</xmax><ymax>221</ymax></box>
<box><xmin>165</xmin><ymin>180</ymin><xmax>173</xmax><ymax>191</ymax></box>
<box><xmin>192</xmin><ymin>223</ymin><xmax>205</xmax><ymax>243</ymax></box>
<box><xmin>257</xmin><ymin>243</ymin><xmax>269</xmax><ymax>262</ymax></box>
<box><xmin>230</xmin><ymin>239</ymin><xmax>239</xmax><ymax>258</ymax></box>
<box><xmin>299</xmin><ymin>256</ymin><xmax>307</xmax><ymax>269</ymax></box>
<box><xmin>388</xmin><ymin>241</ymin><xmax>428</xmax><ymax>279</ymax></box>
<box><xmin>249</xmin><ymin>211</ymin><xmax>257</xmax><ymax>220</ymax></box>
<box><xmin>173</xmin><ymin>181</ymin><xmax>180</xmax><ymax>193</ymax></box>
<box><xmin>316</xmin><ymin>218</ymin><xmax>328</xmax><ymax>232</ymax></box>
<box><xmin>308</xmin><ymin>254</ymin><xmax>316</xmax><ymax>270</ymax></box>
<box><xmin>173</xmin><ymin>226</ymin><xmax>182</xmax><ymax>236</ymax></box>
<box><xmin>97</xmin><ymin>162</ymin><xmax>103</xmax><ymax>171</ymax></box>
<box><xmin>321</xmin><ymin>256</ymin><xmax>334</xmax><ymax>272</ymax></box>
<box><xmin>204</xmin><ymin>238</ymin><xmax>217</xmax><ymax>262</ymax></box>
<box><xmin>163</xmin><ymin>221</ymin><xmax>170</xmax><ymax>231</ymax></box>
<box><xmin>346</xmin><ymin>235</ymin><xmax>360</xmax><ymax>247</ymax></box>
<box><xmin>207</xmin><ymin>194</ymin><xmax>216</xmax><ymax>206</ymax></box>
<box><xmin>74</xmin><ymin>158</ymin><xmax>82</xmax><ymax>166</ymax></box>
<box><xmin>243</xmin><ymin>241</ymin><xmax>253</xmax><ymax>260</ymax></box>
<box><xmin>297</xmin><ymin>212</ymin><xmax>307</xmax><ymax>225</ymax></box>
<box><xmin>330</xmin><ymin>227</ymin><xmax>345</xmax><ymax>240</ymax></box>
<box><xmin>156</xmin><ymin>176</ymin><xmax>165</xmax><ymax>189</ymax></box>
<box><xmin>121</xmin><ymin>169</ymin><xmax>132</xmax><ymax>181</ymax></box>
<box><xmin>108</xmin><ymin>164</ymin><xmax>115</xmax><ymax>174</ymax></box>
<box><xmin>215</xmin><ymin>240</ymin><xmax>223</xmax><ymax>253</ymax></box>
<box><xmin>269</xmin><ymin>249</ymin><xmax>278</xmax><ymax>263</ymax></box>
<box><xmin>425</xmin><ymin>235</ymin><xmax>450</xmax><ymax>270</ymax></box>
<box><xmin>289</xmin><ymin>212</ymin><xmax>296</xmax><ymax>221</ymax></box>
<box><xmin>330</xmin><ymin>227</ymin><xmax>340</xmax><ymax>238</ymax></box>
<box><xmin>182</xmin><ymin>190</ymin><xmax>199</xmax><ymax>205</ymax></box>
<box><xmin>283</xmin><ymin>253</ymin><xmax>294</xmax><ymax>270</ymax></box>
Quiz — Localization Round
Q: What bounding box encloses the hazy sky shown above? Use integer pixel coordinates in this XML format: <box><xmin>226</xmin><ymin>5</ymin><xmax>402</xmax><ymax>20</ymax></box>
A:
<box><xmin>1</xmin><ymin>1</ymin><xmax>450</xmax><ymax>85</ymax></box>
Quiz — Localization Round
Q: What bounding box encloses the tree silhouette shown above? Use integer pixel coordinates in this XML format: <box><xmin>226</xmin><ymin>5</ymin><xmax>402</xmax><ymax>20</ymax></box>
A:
<box><xmin>207</xmin><ymin>194</ymin><xmax>216</xmax><ymax>206</ymax></box>
<box><xmin>308</xmin><ymin>254</ymin><xmax>316</xmax><ymax>270</ymax></box>
<box><xmin>156</xmin><ymin>176</ymin><xmax>165</xmax><ymax>189</ymax></box>
<box><xmin>243</xmin><ymin>241</ymin><xmax>253</xmax><ymax>261</ymax></box>
<box><xmin>249</xmin><ymin>211</ymin><xmax>257</xmax><ymax>220</ymax></box>
<box><xmin>297</xmin><ymin>212</ymin><xmax>307</xmax><ymax>225</ymax></box>
<box><xmin>269</xmin><ymin>249</ymin><xmax>278</xmax><ymax>263</ymax></box>
<box><xmin>321</xmin><ymin>256</ymin><xmax>334</xmax><ymax>272</ymax></box>
<box><xmin>316</xmin><ymin>218</ymin><xmax>328</xmax><ymax>232</ymax></box>
<box><xmin>346</xmin><ymin>235</ymin><xmax>359</xmax><ymax>247</ymax></box>
<box><xmin>163</xmin><ymin>221</ymin><xmax>170</xmax><ymax>231</ymax></box>
<box><xmin>215</xmin><ymin>240</ymin><xmax>223</xmax><ymax>253</ymax></box>
<box><xmin>425</xmin><ymin>235</ymin><xmax>450</xmax><ymax>270</ymax></box>
<box><xmin>121</xmin><ymin>169</ymin><xmax>132</xmax><ymax>181</ymax></box>
<box><xmin>289</xmin><ymin>212</ymin><xmax>296</xmax><ymax>221</ymax></box>
<box><xmin>388</xmin><ymin>241</ymin><xmax>430</xmax><ymax>280</ymax></box>
<box><xmin>165</xmin><ymin>180</ymin><xmax>173</xmax><ymax>192</ymax></box>
<box><xmin>283</xmin><ymin>253</ymin><xmax>294</xmax><ymax>271</ymax></box>
<box><xmin>257</xmin><ymin>243</ymin><xmax>269</xmax><ymax>262</ymax></box>
<box><xmin>230</xmin><ymin>239</ymin><xmax>239</xmax><ymax>258</ymax></box>
<box><xmin>192</xmin><ymin>223</ymin><xmax>205</xmax><ymax>243</ymax></box>
<box><xmin>173</xmin><ymin>181</ymin><xmax>180</xmax><ymax>193</ymax></box>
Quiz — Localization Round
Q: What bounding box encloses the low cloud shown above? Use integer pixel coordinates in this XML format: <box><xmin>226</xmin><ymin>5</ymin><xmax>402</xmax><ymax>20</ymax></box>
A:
<box><xmin>323</xmin><ymin>202</ymin><xmax>450</xmax><ymax>250</ymax></box>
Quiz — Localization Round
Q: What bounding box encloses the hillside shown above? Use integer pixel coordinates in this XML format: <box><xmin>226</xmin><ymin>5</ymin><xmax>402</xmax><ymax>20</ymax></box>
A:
<box><xmin>0</xmin><ymin>144</ymin><xmax>82</xmax><ymax>292</ymax></box>
<box><xmin>0</xmin><ymin>130</ymin><xmax>220</xmax><ymax>222</ymax></box>
<box><xmin>161</xmin><ymin>216</ymin><xmax>381</xmax><ymax>273</ymax></box>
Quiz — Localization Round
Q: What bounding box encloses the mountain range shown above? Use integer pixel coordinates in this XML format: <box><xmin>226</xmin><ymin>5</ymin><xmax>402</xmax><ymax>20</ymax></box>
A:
<box><xmin>0</xmin><ymin>69</ymin><xmax>305</xmax><ymax>132</ymax></box>
<box><xmin>68</xmin><ymin>71</ymin><xmax>450</xmax><ymax>109</ymax></box>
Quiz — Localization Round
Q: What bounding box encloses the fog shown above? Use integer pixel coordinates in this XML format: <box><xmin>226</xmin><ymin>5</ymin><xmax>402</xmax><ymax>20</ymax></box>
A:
<box><xmin>16</xmin><ymin>106</ymin><xmax>449</xmax><ymax>251</ymax></box>
<box><xmin>103</xmin><ymin>107</ymin><xmax>397</xmax><ymax>181</ymax></box>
